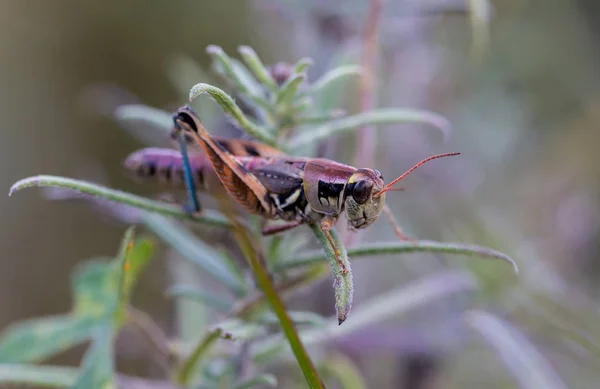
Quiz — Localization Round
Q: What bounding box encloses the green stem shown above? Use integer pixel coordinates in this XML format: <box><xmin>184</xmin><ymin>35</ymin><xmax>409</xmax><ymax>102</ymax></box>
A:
<box><xmin>276</xmin><ymin>240</ymin><xmax>519</xmax><ymax>274</ymax></box>
<box><xmin>9</xmin><ymin>175</ymin><xmax>232</xmax><ymax>229</ymax></box>
<box><xmin>229</xmin><ymin>218</ymin><xmax>326</xmax><ymax>388</ymax></box>
<box><xmin>174</xmin><ymin>328</ymin><xmax>225</xmax><ymax>386</ymax></box>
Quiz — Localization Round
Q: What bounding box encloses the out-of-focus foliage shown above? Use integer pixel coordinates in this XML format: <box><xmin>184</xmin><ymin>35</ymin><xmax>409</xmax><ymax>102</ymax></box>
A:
<box><xmin>1</xmin><ymin>0</ymin><xmax>600</xmax><ymax>388</ymax></box>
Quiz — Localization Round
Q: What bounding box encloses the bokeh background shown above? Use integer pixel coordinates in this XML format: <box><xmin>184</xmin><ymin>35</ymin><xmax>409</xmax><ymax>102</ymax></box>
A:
<box><xmin>1</xmin><ymin>0</ymin><xmax>600</xmax><ymax>388</ymax></box>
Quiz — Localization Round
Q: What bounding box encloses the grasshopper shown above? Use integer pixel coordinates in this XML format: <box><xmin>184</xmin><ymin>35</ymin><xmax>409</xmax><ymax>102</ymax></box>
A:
<box><xmin>125</xmin><ymin>105</ymin><xmax>460</xmax><ymax>274</ymax></box>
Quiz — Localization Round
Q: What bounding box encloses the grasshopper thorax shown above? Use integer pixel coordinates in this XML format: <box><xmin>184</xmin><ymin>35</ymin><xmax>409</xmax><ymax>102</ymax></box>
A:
<box><xmin>344</xmin><ymin>168</ymin><xmax>386</xmax><ymax>230</ymax></box>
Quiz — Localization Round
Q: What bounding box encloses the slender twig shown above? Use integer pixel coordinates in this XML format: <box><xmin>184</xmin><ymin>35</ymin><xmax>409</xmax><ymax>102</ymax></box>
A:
<box><xmin>127</xmin><ymin>307</ymin><xmax>176</xmax><ymax>370</ymax></box>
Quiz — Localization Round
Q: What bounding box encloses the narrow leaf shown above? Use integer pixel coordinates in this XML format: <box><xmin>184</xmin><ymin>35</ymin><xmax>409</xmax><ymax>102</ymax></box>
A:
<box><xmin>118</xmin><ymin>236</ymin><xmax>155</xmax><ymax>312</ymax></box>
<box><xmin>207</xmin><ymin>45</ymin><xmax>270</xmax><ymax>108</ymax></box>
<box><xmin>288</xmin><ymin>108</ymin><xmax>452</xmax><ymax>149</ymax></box>
<box><xmin>174</xmin><ymin>328</ymin><xmax>228</xmax><ymax>386</ymax></box>
<box><xmin>0</xmin><ymin>364</ymin><xmax>77</xmax><ymax>388</ymax></box>
<box><xmin>279</xmin><ymin>240</ymin><xmax>518</xmax><ymax>274</ymax></box>
<box><xmin>9</xmin><ymin>175</ymin><xmax>232</xmax><ymax>229</ymax></box>
<box><xmin>237</xmin><ymin>46</ymin><xmax>278</xmax><ymax>91</ymax></box>
<box><xmin>189</xmin><ymin>83</ymin><xmax>275</xmax><ymax>146</ymax></box>
<box><xmin>308</xmin><ymin>64</ymin><xmax>362</xmax><ymax>95</ymax></box>
<box><xmin>113</xmin><ymin>104</ymin><xmax>172</xmax><ymax>133</ymax></box>
<box><xmin>294</xmin><ymin>57</ymin><xmax>314</xmax><ymax>74</ymax></box>
<box><xmin>310</xmin><ymin>225</ymin><xmax>353</xmax><ymax>325</ymax></box>
<box><xmin>0</xmin><ymin>316</ymin><xmax>94</xmax><ymax>363</ymax></box>
<box><xmin>71</xmin><ymin>260</ymin><xmax>120</xmax><ymax>320</ymax></box>
<box><xmin>466</xmin><ymin>310</ymin><xmax>567</xmax><ymax>389</ymax></box>
<box><xmin>143</xmin><ymin>213</ymin><xmax>247</xmax><ymax>296</ymax></box>
<box><xmin>69</xmin><ymin>326</ymin><xmax>115</xmax><ymax>389</ymax></box>
<box><xmin>276</xmin><ymin>73</ymin><xmax>306</xmax><ymax>106</ymax></box>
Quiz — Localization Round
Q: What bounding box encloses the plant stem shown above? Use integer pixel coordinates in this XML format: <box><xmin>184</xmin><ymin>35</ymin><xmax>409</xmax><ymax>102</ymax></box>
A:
<box><xmin>174</xmin><ymin>328</ymin><xmax>224</xmax><ymax>386</ymax></box>
<box><xmin>219</xmin><ymin>204</ymin><xmax>326</xmax><ymax>388</ymax></box>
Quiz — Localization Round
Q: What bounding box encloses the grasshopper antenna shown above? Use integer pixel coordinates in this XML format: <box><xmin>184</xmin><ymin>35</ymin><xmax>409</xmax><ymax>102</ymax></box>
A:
<box><xmin>374</xmin><ymin>152</ymin><xmax>460</xmax><ymax>198</ymax></box>
<box><xmin>174</xmin><ymin>113</ymin><xmax>202</xmax><ymax>213</ymax></box>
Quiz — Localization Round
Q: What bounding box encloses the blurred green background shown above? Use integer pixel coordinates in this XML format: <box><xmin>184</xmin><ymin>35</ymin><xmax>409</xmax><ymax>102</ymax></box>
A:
<box><xmin>1</xmin><ymin>0</ymin><xmax>600</xmax><ymax>388</ymax></box>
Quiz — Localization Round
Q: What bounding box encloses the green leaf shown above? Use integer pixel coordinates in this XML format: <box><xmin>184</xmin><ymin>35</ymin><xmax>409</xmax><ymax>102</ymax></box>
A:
<box><xmin>207</xmin><ymin>45</ymin><xmax>271</xmax><ymax>111</ymax></box>
<box><xmin>70</xmin><ymin>326</ymin><xmax>115</xmax><ymax>389</ymax></box>
<box><xmin>293</xmin><ymin>57</ymin><xmax>314</xmax><ymax>75</ymax></box>
<box><xmin>0</xmin><ymin>364</ymin><xmax>77</xmax><ymax>388</ymax></box>
<box><xmin>71</xmin><ymin>260</ymin><xmax>120</xmax><ymax>321</ymax></box>
<box><xmin>117</xmin><ymin>235</ymin><xmax>155</xmax><ymax>319</ymax></box>
<box><xmin>288</xmin><ymin>108</ymin><xmax>452</xmax><ymax>150</ymax></box>
<box><xmin>279</xmin><ymin>240</ymin><xmax>519</xmax><ymax>274</ymax></box>
<box><xmin>276</xmin><ymin>73</ymin><xmax>306</xmax><ymax>106</ymax></box>
<box><xmin>9</xmin><ymin>175</ymin><xmax>232</xmax><ymax>229</ymax></box>
<box><xmin>308</xmin><ymin>64</ymin><xmax>362</xmax><ymax>97</ymax></box>
<box><xmin>143</xmin><ymin>213</ymin><xmax>248</xmax><ymax>296</ymax></box>
<box><xmin>0</xmin><ymin>316</ymin><xmax>95</xmax><ymax>363</ymax></box>
<box><xmin>113</xmin><ymin>104</ymin><xmax>172</xmax><ymax>144</ymax></box>
<box><xmin>237</xmin><ymin>45</ymin><xmax>278</xmax><ymax>91</ymax></box>
<box><xmin>188</xmin><ymin>83</ymin><xmax>275</xmax><ymax>146</ymax></box>
<box><xmin>466</xmin><ymin>310</ymin><xmax>567</xmax><ymax>389</ymax></box>
<box><xmin>232</xmin><ymin>373</ymin><xmax>278</xmax><ymax>389</ymax></box>
<box><xmin>309</xmin><ymin>225</ymin><xmax>353</xmax><ymax>325</ymax></box>
<box><xmin>174</xmin><ymin>328</ymin><xmax>229</xmax><ymax>386</ymax></box>
<box><xmin>166</xmin><ymin>285</ymin><xmax>234</xmax><ymax>313</ymax></box>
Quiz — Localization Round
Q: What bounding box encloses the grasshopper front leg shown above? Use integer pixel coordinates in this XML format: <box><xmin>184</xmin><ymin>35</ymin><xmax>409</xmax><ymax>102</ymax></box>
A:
<box><xmin>320</xmin><ymin>215</ymin><xmax>348</xmax><ymax>275</ymax></box>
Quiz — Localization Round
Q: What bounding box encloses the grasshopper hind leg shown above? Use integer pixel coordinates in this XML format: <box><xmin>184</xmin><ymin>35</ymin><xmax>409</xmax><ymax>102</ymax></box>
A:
<box><xmin>176</xmin><ymin>128</ymin><xmax>202</xmax><ymax>214</ymax></box>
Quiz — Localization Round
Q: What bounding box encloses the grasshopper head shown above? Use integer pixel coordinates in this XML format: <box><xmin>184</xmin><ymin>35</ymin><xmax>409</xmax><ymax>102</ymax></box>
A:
<box><xmin>344</xmin><ymin>168</ymin><xmax>386</xmax><ymax>230</ymax></box>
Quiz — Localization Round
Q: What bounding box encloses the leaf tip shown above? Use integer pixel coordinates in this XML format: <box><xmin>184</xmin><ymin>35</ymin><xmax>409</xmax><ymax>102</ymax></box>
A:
<box><xmin>206</xmin><ymin>44</ymin><xmax>224</xmax><ymax>55</ymax></box>
<box><xmin>9</xmin><ymin>177</ymin><xmax>33</xmax><ymax>197</ymax></box>
<box><xmin>237</xmin><ymin>45</ymin><xmax>253</xmax><ymax>55</ymax></box>
<box><xmin>189</xmin><ymin>83</ymin><xmax>209</xmax><ymax>102</ymax></box>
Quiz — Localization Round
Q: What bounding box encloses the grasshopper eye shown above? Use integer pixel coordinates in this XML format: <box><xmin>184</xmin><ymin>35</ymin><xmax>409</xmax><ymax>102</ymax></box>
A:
<box><xmin>351</xmin><ymin>180</ymin><xmax>372</xmax><ymax>204</ymax></box>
